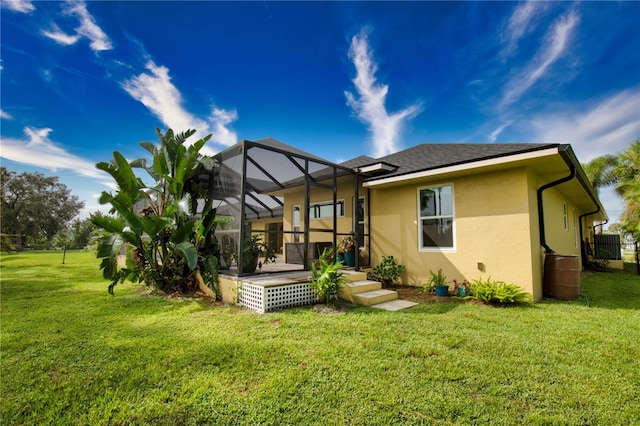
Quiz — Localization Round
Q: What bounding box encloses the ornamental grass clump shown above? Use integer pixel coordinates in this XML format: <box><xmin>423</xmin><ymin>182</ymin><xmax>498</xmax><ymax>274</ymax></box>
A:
<box><xmin>469</xmin><ymin>277</ymin><xmax>532</xmax><ymax>305</ymax></box>
<box><xmin>309</xmin><ymin>248</ymin><xmax>347</xmax><ymax>305</ymax></box>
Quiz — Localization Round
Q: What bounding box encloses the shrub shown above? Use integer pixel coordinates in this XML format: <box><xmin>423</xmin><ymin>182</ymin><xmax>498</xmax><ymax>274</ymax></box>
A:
<box><xmin>422</xmin><ymin>282</ymin><xmax>435</xmax><ymax>294</ymax></box>
<box><xmin>469</xmin><ymin>277</ymin><xmax>532</xmax><ymax>305</ymax></box>
<box><xmin>309</xmin><ymin>248</ymin><xmax>347</xmax><ymax>305</ymax></box>
<box><xmin>370</xmin><ymin>255</ymin><xmax>406</xmax><ymax>286</ymax></box>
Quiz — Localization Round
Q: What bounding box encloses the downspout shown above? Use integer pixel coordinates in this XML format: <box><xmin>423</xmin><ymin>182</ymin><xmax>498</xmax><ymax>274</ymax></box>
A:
<box><xmin>578</xmin><ymin>207</ymin><xmax>600</xmax><ymax>262</ymax></box>
<box><xmin>537</xmin><ymin>165</ymin><xmax>576</xmax><ymax>253</ymax></box>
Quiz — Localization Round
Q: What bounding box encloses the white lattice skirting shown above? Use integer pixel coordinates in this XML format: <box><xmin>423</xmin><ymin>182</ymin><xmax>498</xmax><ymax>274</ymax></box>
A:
<box><xmin>239</xmin><ymin>281</ymin><xmax>318</xmax><ymax>313</ymax></box>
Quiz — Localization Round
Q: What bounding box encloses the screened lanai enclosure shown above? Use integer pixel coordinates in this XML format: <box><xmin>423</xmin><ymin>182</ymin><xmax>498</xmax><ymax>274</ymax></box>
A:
<box><xmin>205</xmin><ymin>138</ymin><xmax>365</xmax><ymax>277</ymax></box>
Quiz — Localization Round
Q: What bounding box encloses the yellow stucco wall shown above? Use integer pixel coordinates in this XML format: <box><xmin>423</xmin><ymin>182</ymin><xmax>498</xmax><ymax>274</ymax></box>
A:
<box><xmin>271</xmin><ymin>164</ymin><xmax>592</xmax><ymax>301</ymax></box>
<box><xmin>282</xmin><ymin>175</ymin><xmax>359</xmax><ymax>245</ymax></box>
<box><xmin>539</xmin><ymin>184</ymin><xmax>583</xmax><ymax>257</ymax></box>
<box><xmin>368</xmin><ymin>167</ymin><xmax>541</xmax><ymax>296</ymax></box>
<box><xmin>219</xmin><ymin>276</ymin><xmax>239</xmax><ymax>304</ymax></box>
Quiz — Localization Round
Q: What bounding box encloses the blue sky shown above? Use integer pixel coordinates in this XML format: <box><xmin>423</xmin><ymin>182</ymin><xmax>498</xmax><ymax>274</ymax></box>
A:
<box><xmin>1</xmin><ymin>1</ymin><xmax>639</xmax><ymax>223</ymax></box>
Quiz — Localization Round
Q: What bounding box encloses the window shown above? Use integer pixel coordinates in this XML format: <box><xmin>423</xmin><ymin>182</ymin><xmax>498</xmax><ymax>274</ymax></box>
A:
<box><xmin>418</xmin><ymin>185</ymin><xmax>454</xmax><ymax>250</ymax></box>
<box><xmin>309</xmin><ymin>200</ymin><xmax>344</xmax><ymax>220</ymax></box>
<box><xmin>563</xmin><ymin>202</ymin><xmax>569</xmax><ymax>231</ymax></box>
<box><xmin>292</xmin><ymin>205</ymin><xmax>300</xmax><ymax>243</ymax></box>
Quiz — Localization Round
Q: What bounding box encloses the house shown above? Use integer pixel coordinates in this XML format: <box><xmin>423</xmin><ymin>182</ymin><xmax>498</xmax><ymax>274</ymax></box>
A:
<box><xmin>209</xmin><ymin>138</ymin><xmax>607</xmax><ymax>305</ymax></box>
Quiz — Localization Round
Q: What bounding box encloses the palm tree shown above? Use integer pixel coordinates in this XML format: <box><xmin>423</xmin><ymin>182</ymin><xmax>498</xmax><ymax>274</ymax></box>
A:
<box><xmin>584</xmin><ymin>140</ymin><xmax>640</xmax><ymax>240</ymax></box>
<box><xmin>583</xmin><ymin>155</ymin><xmax>618</xmax><ymax>193</ymax></box>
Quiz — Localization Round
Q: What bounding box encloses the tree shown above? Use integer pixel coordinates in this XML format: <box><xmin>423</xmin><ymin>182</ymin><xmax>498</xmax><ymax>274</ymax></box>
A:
<box><xmin>52</xmin><ymin>216</ymin><xmax>98</xmax><ymax>249</ymax></box>
<box><xmin>614</xmin><ymin>140</ymin><xmax>640</xmax><ymax>240</ymax></box>
<box><xmin>583</xmin><ymin>155</ymin><xmax>618</xmax><ymax>193</ymax></box>
<box><xmin>0</xmin><ymin>167</ymin><xmax>84</xmax><ymax>248</ymax></box>
<box><xmin>584</xmin><ymin>140</ymin><xmax>640</xmax><ymax>241</ymax></box>
<box><xmin>92</xmin><ymin>128</ymin><xmax>220</xmax><ymax>297</ymax></box>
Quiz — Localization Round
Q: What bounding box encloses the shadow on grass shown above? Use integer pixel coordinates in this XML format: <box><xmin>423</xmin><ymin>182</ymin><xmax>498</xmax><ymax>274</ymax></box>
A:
<box><xmin>566</xmin><ymin>270</ymin><xmax>639</xmax><ymax>310</ymax></box>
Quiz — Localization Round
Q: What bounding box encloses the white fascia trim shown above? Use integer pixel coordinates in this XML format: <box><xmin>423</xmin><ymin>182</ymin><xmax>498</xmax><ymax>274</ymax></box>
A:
<box><xmin>359</xmin><ymin>163</ymin><xmax>397</xmax><ymax>174</ymax></box>
<box><xmin>363</xmin><ymin>147</ymin><xmax>560</xmax><ymax>187</ymax></box>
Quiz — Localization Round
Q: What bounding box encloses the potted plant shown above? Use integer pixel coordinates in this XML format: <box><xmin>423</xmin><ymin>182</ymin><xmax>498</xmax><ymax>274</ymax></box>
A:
<box><xmin>428</xmin><ymin>268</ymin><xmax>449</xmax><ymax>297</ymax></box>
<box><xmin>309</xmin><ymin>248</ymin><xmax>347</xmax><ymax>305</ymax></box>
<box><xmin>242</xmin><ymin>234</ymin><xmax>276</xmax><ymax>273</ymax></box>
<box><xmin>370</xmin><ymin>255</ymin><xmax>406</xmax><ymax>287</ymax></box>
<box><xmin>337</xmin><ymin>236</ymin><xmax>356</xmax><ymax>267</ymax></box>
<box><xmin>453</xmin><ymin>279</ymin><xmax>470</xmax><ymax>297</ymax></box>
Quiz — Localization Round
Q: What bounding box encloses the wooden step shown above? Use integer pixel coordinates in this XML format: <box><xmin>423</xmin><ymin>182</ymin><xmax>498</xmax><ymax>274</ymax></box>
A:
<box><xmin>338</xmin><ymin>279</ymin><xmax>381</xmax><ymax>302</ymax></box>
<box><xmin>352</xmin><ymin>289</ymin><xmax>398</xmax><ymax>306</ymax></box>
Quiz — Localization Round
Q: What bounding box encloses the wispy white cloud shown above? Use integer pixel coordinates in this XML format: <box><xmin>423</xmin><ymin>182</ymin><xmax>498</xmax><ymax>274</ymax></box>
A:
<box><xmin>0</xmin><ymin>109</ymin><xmax>13</xmax><ymax>120</ymax></box>
<box><xmin>1</xmin><ymin>0</ymin><xmax>35</xmax><ymax>13</ymax></box>
<box><xmin>41</xmin><ymin>24</ymin><xmax>81</xmax><ymax>46</ymax></box>
<box><xmin>501</xmin><ymin>1</ymin><xmax>544</xmax><ymax>59</ymax></box>
<box><xmin>209</xmin><ymin>108</ymin><xmax>239</xmax><ymax>147</ymax></box>
<box><xmin>500</xmin><ymin>10</ymin><xmax>579</xmax><ymax>109</ymax></box>
<box><xmin>42</xmin><ymin>0</ymin><xmax>111</xmax><ymax>52</ymax></box>
<box><xmin>488</xmin><ymin>121</ymin><xmax>513</xmax><ymax>143</ymax></box>
<box><xmin>530</xmin><ymin>89</ymin><xmax>640</xmax><ymax>162</ymax></box>
<box><xmin>66</xmin><ymin>1</ymin><xmax>111</xmax><ymax>51</ymax></box>
<box><xmin>345</xmin><ymin>29</ymin><xmax>422</xmax><ymax>157</ymax></box>
<box><xmin>0</xmin><ymin>127</ymin><xmax>107</xmax><ymax>180</ymax></box>
<box><xmin>122</xmin><ymin>60</ymin><xmax>238</xmax><ymax>152</ymax></box>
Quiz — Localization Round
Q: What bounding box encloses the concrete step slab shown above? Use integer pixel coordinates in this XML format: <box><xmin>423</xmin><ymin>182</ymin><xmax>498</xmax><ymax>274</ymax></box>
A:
<box><xmin>371</xmin><ymin>299</ymin><xmax>419</xmax><ymax>311</ymax></box>
<box><xmin>353</xmin><ymin>289</ymin><xmax>398</xmax><ymax>306</ymax></box>
<box><xmin>338</xmin><ymin>280</ymin><xmax>382</xmax><ymax>302</ymax></box>
<box><xmin>342</xmin><ymin>270</ymin><xmax>368</xmax><ymax>282</ymax></box>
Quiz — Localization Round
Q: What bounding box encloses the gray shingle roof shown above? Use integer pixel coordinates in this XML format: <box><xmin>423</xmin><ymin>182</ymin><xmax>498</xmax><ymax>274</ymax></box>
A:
<box><xmin>339</xmin><ymin>155</ymin><xmax>378</xmax><ymax>169</ymax></box>
<box><xmin>358</xmin><ymin>143</ymin><xmax>560</xmax><ymax>182</ymax></box>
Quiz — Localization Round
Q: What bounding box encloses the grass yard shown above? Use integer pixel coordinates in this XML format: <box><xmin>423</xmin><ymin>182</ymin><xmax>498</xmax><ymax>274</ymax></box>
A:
<box><xmin>1</xmin><ymin>251</ymin><xmax>639</xmax><ymax>425</ymax></box>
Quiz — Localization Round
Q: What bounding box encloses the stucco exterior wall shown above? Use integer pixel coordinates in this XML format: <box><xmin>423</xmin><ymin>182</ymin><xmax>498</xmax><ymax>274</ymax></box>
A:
<box><xmin>539</xmin><ymin>184</ymin><xmax>583</xmax><ymax>258</ymax></box>
<box><xmin>282</xmin><ymin>175</ymin><xmax>358</xmax><ymax>245</ymax></box>
<box><xmin>219</xmin><ymin>276</ymin><xmax>239</xmax><ymax>304</ymax></box>
<box><xmin>270</xmin><ymin>162</ymin><xmax>594</xmax><ymax>301</ymax></box>
<box><xmin>368</xmin><ymin>167</ymin><xmax>539</xmax><ymax>296</ymax></box>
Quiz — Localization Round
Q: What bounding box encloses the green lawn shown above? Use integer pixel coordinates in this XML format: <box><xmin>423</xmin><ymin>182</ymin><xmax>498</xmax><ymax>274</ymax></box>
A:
<box><xmin>1</xmin><ymin>251</ymin><xmax>639</xmax><ymax>425</ymax></box>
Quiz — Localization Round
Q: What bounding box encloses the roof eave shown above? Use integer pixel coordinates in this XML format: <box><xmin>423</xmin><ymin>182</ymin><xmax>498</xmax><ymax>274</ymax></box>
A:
<box><xmin>362</xmin><ymin>146</ymin><xmax>562</xmax><ymax>188</ymax></box>
<box><xmin>557</xmin><ymin>144</ymin><xmax>609</xmax><ymax>222</ymax></box>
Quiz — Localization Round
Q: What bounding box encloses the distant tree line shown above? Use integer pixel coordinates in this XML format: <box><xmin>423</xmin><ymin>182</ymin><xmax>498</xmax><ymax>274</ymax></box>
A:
<box><xmin>0</xmin><ymin>167</ymin><xmax>89</xmax><ymax>250</ymax></box>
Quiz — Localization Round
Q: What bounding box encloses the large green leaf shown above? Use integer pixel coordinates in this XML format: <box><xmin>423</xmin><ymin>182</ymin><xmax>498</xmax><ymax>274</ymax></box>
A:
<box><xmin>91</xmin><ymin>214</ymin><xmax>125</xmax><ymax>234</ymax></box>
<box><xmin>175</xmin><ymin>241</ymin><xmax>197</xmax><ymax>270</ymax></box>
<box><xmin>111</xmin><ymin>151</ymin><xmax>143</xmax><ymax>196</ymax></box>
<box><xmin>101</xmin><ymin>193</ymin><xmax>144</xmax><ymax>237</ymax></box>
<box><xmin>199</xmin><ymin>207</ymin><xmax>218</xmax><ymax>239</ymax></box>
<box><xmin>100</xmin><ymin>256</ymin><xmax>118</xmax><ymax>281</ymax></box>
<box><xmin>142</xmin><ymin>214</ymin><xmax>171</xmax><ymax>238</ymax></box>
<box><xmin>139</xmin><ymin>141</ymin><xmax>157</xmax><ymax>156</ymax></box>
<box><xmin>171</xmin><ymin>221</ymin><xmax>195</xmax><ymax>244</ymax></box>
<box><xmin>171</xmin><ymin>145</ymin><xmax>188</xmax><ymax>197</ymax></box>
<box><xmin>96</xmin><ymin>233</ymin><xmax>124</xmax><ymax>259</ymax></box>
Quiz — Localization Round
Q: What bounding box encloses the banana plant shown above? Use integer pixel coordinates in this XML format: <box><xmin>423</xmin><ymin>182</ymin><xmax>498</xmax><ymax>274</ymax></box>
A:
<box><xmin>92</xmin><ymin>128</ymin><xmax>220</xmax><ymax>296</ymax></box>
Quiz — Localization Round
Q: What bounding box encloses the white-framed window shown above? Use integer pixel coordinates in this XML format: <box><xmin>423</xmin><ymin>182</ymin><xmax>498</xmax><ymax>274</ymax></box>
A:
<box><xmin>418</xmin><ymin>184</ymin><xmax>455</xmax><ymax>250</ymax></box>
<box><xmin>292</xmin><ymin>205</ymin><xmax>301</xmax><ymax>243</ymax></box>
<box><xmin>563</xmin><ymin>202</ymin><xmax>569</xmax><ymax>231</ymax></box>
<box><xmin>309</xmin><ymin>199</ymin><xmax>345</xmax><ymax>220</ymax></box>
